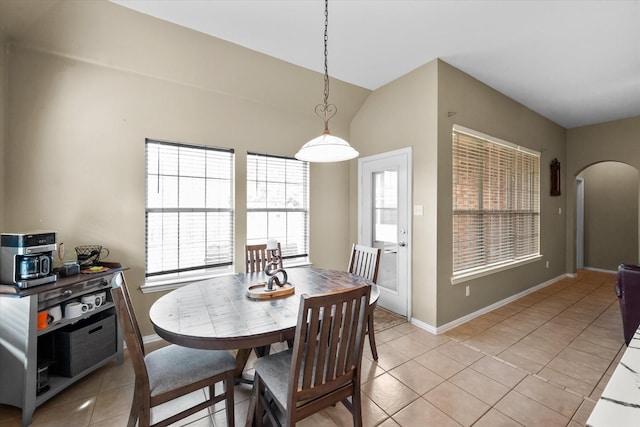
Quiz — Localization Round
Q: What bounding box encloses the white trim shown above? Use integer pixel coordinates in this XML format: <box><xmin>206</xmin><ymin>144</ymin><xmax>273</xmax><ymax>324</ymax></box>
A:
<box><xmin>576</xmin><ymin>177</ymin><xmax>585</xmax><ymax>269</ymax></box>
<box><xmin>141</xmin><ymin>263</ymin><xmax>314</xmax><ymax>293</ymax></box>
<box><xmin>143</xmin><ymin>333</ymin><xmax>163</xmax><ymax>345</ymax></box>
<box><xmin>452</xmin><ymin>124</ymin><xmax>541</xmax><ymax>157</ymax></box>
<box><xmin>141</xmin><ymin>270</ymin><xmax>234</xmax><ymax>293</ymax></box>
<box><xmin>410</xmin><ymin>317</ymin><xmax>437</xmax><ymax>334</ymax></box>
<box><xmin>411</xmin><ymin>272</ymin><xmax>571</xmax><ymax>335</ymax></box>
<box><xmin>120</xmin><ymin>333</ymin><xmax>163</xmax><ymax>350</ymax></box>
<box><xmin>451</xmin><ymin>254</ymin><xmax>543</xmax><ymax>285</ymax></box>
<box><xmin>583</xmin><ymin>266</ymin><xmax>617</xmax><ymax>274</ymax></box>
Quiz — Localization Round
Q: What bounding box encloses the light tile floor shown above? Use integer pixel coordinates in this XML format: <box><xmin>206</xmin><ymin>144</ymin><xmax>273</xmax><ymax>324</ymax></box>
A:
<box><xmin>0</xmin><ymin>270</ymin><xmax>626</xmax><ymax>426</ymax></box>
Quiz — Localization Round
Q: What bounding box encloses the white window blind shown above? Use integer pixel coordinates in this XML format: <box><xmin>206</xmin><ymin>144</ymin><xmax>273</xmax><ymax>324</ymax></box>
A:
<box><xmin>247</xmin><ymin>152</ymin><xmax>309</xmax><ymax>264</ymax></box>
<box><xmin>145</xmin><ymin>140</ymin><xmax>234</xmax><ymax>278</ymax></box>
<box><xmin>452</xmin><ymin>125</ymin><xmax>540</xmax><ymax>276</ymax></box>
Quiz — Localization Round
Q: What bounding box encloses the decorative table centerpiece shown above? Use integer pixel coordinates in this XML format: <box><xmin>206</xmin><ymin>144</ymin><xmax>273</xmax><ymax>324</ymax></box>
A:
<box><xmin>246</xmin><ymin>239</ymin><xmax>295</xmax><ymax>299</ymax></box>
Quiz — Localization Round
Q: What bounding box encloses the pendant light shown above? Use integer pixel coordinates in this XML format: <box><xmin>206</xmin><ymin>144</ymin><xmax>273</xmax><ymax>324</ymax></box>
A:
<box><xmin>295</xmin><ymin>0</ymin><xmax>359</xmax><ymax>163</ymax></box>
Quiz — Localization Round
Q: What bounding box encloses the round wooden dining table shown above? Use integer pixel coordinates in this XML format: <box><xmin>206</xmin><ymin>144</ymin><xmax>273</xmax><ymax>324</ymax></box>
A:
<box><xmin>149</xmin><ymin>267</ymin><xmax>379</xmax><ymax>376</ymax></box>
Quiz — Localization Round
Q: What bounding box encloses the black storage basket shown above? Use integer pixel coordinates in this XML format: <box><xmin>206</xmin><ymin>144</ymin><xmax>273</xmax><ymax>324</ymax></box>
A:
<box><xmin>54</xmin><ymin>312</ymin><xmax>116</xmax><ymax>377</ymax></box>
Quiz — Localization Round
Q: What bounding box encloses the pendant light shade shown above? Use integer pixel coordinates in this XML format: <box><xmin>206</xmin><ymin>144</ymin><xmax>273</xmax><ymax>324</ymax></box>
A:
<box><xmin>296</xmin><ymin>131</ymin><xmax>359</xmax><ymax>163</ymax></box>
<box><xmin>295</xmin><ymin>0</ymin><xmax>358</xmax><ymax>163</ymax></box>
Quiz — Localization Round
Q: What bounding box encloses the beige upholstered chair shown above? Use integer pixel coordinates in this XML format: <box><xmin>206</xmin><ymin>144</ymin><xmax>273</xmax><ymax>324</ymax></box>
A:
<box><xmin>246</xmin><ymin>243</ymin><xmax>283</xmax><ymax>273</ymax></box>
<box><xmin>111</xmin><ymin>273</ymin><xmax>236</xmax><ymax>427</ymax></box>
<box><xmin>348</xmin><ymin>243</ymin><xmax>382</xmax><ymax>360</ymax></box>
<box><xmin>249</xmin><ymin>285</ymin><xmax>371</xmax><ymax>426</ymax></box>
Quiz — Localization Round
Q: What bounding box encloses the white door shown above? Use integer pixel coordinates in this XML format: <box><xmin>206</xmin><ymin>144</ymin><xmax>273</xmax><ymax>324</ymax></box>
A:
<box><xmin>358</xmin><ymin>148</ymin><xmax>412</xmax><ymax>317</ymax></box>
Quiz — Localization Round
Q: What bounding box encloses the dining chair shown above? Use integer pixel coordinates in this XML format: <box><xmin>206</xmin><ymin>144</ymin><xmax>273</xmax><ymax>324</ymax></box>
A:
<box><xmin>246</xmin><ymin>243</ymin><xmax>283</xmax><ymax>273</ymax></box>
<box><xmin>348</xmin><ymin>243</ymin><xmax>382</xmax><ymax>360</ymax></box>
<box><xmin>239</xmin><ymin>242</ymin><xmax>286</xmax><ymax>378</ymax></box>
<box><xmin>248</xmin><ymin>285</ymin><xmax>371</xmax><ymax>427</ymax></box>
<box><xmin>111</xmin><ymin>273</ymin><xmax>236</xmax><ymax>427</ymax></box>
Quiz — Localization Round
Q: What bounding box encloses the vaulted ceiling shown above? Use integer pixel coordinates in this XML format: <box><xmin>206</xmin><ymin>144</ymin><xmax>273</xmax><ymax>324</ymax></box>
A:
<box><xmin>111</xmin><ymin>0</ymin><xmax>640</xmax><ymax>129</ymax></box>
<box><xmin>2</xmin><ymin>1</ymin><xmax>639</xmax><ymax>129</ymax></box>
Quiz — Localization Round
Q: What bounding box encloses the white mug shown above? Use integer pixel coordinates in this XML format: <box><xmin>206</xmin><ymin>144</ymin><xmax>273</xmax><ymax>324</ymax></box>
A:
<box><xmin>81</xmin><ymin>295</ymin><xmax>97</xmax><ymax>311</ymax></box>
<box><xmin>94</xmin><ymin>292</ymin><xmax>106</xmax><ymax>308</ymax></box>
<box><xmin>65</xmin><ymin>302</ymin><xmax>89</xmax><ymax>319</ymax></box>
<box><xmin>49</xmin><ymin>305</ymin><xmax>62</xmax><ymax>322</ymax></box>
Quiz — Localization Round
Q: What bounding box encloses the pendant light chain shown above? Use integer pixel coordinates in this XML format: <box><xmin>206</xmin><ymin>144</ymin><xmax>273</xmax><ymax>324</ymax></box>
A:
<box><xmin>294</xmin><ymin>0</ymin><xmax>359</xmax><ymax>162</ymax></box>
<box><xmin>323</xmin><ymin>0</ymin><xmax>329</xmax><ymax>108</ymax></box>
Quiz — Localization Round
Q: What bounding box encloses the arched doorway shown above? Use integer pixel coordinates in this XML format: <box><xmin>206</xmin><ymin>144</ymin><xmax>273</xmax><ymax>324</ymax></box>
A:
<box><xmin>576</xmin><ymin>161</ymin><xmax>639</xmax><ymax>271</ymax></box>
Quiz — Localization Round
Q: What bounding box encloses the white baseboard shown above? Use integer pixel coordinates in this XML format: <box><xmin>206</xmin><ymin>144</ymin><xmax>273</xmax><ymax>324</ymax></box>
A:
<box><xmin>409</xmin><ymin>272</ymin><xmax>573</xmax><ymax>335</ymax></box>
<box><xmin>143</xmin><ymin>333</ymin><xmax>163</xmax><ymax>344</ymax></box>
<box><xmin>583</xmin><ymin>266</ymin><xmax>617</xmax><ymax>274</ymax></box>
<box><xmin>410</xmin><ymin>317</ymin><xmax>437</xmax><ymax>334</ymax></box>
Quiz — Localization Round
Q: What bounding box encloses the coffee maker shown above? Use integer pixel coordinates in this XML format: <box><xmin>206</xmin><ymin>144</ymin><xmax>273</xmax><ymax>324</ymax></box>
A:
<box><xmin>0</xmin><ymin>231</ymin><xmax>57</xmax><ymax>288</ymax></box>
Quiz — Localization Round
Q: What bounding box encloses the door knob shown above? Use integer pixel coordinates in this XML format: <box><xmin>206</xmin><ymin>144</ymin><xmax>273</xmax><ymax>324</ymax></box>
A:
<box><xmin>398</xmin><ymin>241</ymin><xmax>407</xmax><ymax>247</ymax></box>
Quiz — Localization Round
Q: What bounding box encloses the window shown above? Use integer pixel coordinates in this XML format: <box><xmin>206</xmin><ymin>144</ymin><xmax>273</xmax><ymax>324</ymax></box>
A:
<box><xmin>247</xmin><ymin>152</ymin><xmax>309</xmax><ymax>265</ymax></box>
<box><xmin>452</xmin><ymin>125</ymin><xmax>540</xmax><ymax>280</ymax></box>
<box><xmin>145</xmin><ymin>140</ymin><xmax>234</xmax><ymax>281</ymax></box>
<box><xmin>373</xmin><ymin>170</ymin><xmax>398</xmax><ymax>244</ymax></box>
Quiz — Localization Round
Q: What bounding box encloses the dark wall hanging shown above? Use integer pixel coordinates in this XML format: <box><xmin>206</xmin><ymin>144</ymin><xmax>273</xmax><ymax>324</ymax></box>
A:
<box><xmin>550</xmin><ymin>158</ymin><xmax>561</xmax><ymax>196</ymax></box>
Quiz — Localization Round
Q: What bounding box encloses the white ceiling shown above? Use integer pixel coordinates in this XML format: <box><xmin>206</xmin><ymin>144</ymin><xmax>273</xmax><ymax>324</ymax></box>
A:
<box><xmin>115</xmin><ymin>1</ymin><xmax>638</xmax><ymax>128</ymax></box>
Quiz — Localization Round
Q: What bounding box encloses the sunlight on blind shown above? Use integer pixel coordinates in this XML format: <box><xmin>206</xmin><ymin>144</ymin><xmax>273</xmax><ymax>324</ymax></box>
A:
<box><xmin>247</xmin><ymin>152</ymin><xmax>309</xmax><ymax>261</ymax></box>
<box><xmin>145</xmin><ymin>140</ymin><xmax>234</xmax><ymax>277</ymax></box>
<box><xmin>452</xmin><ymin>126</ymin><xmax>540</xmax><ymax>275</ymax></box>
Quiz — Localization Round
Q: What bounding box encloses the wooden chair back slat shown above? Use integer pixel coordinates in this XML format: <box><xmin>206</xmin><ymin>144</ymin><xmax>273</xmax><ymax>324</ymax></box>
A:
<box><xmin>245</xmin><ymin>243</ymin><xmax>283</xmax><ymax>273</ymax></box>
<box><xmin>348</xmin><ymin>244</ymin><xmax>381</xmax><ymax>284</ymax></box>
<box><xmin>288</xmin><ymin>285</ymin><xmax>370</xmax><ymax>412</ymax></box>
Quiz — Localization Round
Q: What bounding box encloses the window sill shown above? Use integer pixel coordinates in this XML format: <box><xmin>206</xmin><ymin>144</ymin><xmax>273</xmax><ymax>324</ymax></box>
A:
<box><xmin>451</xmin><ymin>254</ymin><xmax>543</xmax><ymax>285</ymax></box>
<box><xmin>141</xmin><ymin>262</ymin><xmax>313</xmax><ymax>293</ymax></box>
<box><xmin>141</xmin><ymin>270</ymin><xmax>235</xmax><ymax>293</ymax></box>
<box><xmin>284</xmin><ymin>261</ymin><xmax>313</xmax><ymax>268</ymax></box>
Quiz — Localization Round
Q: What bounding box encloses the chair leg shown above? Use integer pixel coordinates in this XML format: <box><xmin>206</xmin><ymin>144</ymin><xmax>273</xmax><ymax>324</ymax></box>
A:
<box><xmin>225</xmin><ymin>372</ymin><xmax>235</xmax><ymax>427</ymax></box>
<box><xmin>127</xmin><ymin>390</ymin><xmax>144</xmax><ymax>427</ymax></box>
<box><xmin>368</xmin><ymin>313</ymin><xmax>378</xmax><ymax>360</ymax></box>
<box><xmin>351</xmin><ymin>389</ymin><xmax>363</xmax><ymax>427</ymax></box>
<box><xmin>245</xmin><ymin>376</ymin><xmax>258</xmax><ymax>427</ymax></box>
<box><xmin>254</xmin><ymin>376</ymin><xmax>265</xmax><ymax>427</ymax></box>
<box><xmin>138</xmin><ymin>400</ymin><xmax>151</xmax><ymax>427</ymax></box>
<box><xmin>127</xmin><ymin>388</ymin><xmax>140</xmax><ymax>427</ymax></box>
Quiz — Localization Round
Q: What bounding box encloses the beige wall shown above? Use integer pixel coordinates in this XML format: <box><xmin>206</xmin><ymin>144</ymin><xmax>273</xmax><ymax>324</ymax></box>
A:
<box><xmin>435</xmin><ymin>61</ymin><xmax>567</xmax><ymax>326</ymax></box>
<box><xmin>0</xmin><ymin>32</ymin><xmax>5</xmax><ymax>230</ymax></box>
<box><xmin>579</xmin><ymin>162</ymin><xmax>639</xmax><ymax>270</ymax></box>
<box><xmin>2</xmin><ymin>1</ymin><xmax>370</xmax><ymax>336</ymax></box>
<box><xmin>566</xmin><ymin>116</ymin><xmax>640</xmax><ymax>272</ymax></box>
<box><xmin>4</xmin><ymin>0</ymin><xmax>640</xmax><ymax>335</ymax></box>
<box><xmin>351</xmin><ymin>60</ymin><xmax>439</xmax><ymax>325</ymax></box>
<box><xmin>352</xmin><ymin>59</ymin><xmax>567</xmax><ymax>328</ymax></box>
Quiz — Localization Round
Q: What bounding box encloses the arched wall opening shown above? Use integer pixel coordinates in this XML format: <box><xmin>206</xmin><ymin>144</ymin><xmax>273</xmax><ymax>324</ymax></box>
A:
<box><xmin>575</xmin><ymin>161</ymin><xmax>639</xmax><ymax>272</ymax></box>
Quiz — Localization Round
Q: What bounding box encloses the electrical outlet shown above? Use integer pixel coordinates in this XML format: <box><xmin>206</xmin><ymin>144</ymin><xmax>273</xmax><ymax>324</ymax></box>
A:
<box><xmin>546</xmin><ymin>261</ymin><xmax>550</xmax><ymax>268</ymax></box>
<box><xmin>465</xmin><ymin>286</ymin><xmax>470</xmax><ymax>296</ymax></box>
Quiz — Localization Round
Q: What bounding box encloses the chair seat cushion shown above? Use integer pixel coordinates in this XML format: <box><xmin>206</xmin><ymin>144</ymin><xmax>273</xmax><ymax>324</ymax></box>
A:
<box><xmin>145</xmin><ymin>344</ymin><xmax>236</xmax><ymax>397</ymax></box>
<box><xmin>254</xmin><ymin>349</ymin><xmax>293</xmax><ymax>410</ymax></box>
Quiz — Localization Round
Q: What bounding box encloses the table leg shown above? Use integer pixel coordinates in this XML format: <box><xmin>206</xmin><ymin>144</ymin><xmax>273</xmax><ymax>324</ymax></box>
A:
<box><xmin>235</xmin><ymin>348</ymin><xmax>252</xmax><ymax>379</ymax></box>
<box><xmin>235</xmin><ymin>346</ymin><xmax>272</xmax><ymax>384</ymax></box>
